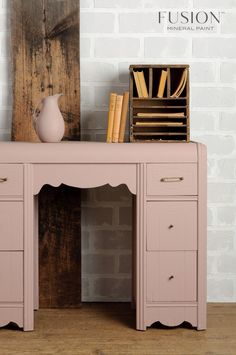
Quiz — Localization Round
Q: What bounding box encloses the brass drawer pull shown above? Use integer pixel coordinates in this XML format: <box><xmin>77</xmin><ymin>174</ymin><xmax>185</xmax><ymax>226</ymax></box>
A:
<box><xmin>0</xmin><ymin>178</ymin><xmax>8</xmax><ymax>183</ymax></box>
<box><xmin>168</xmin><ymin>224</ymin><xmax>174</xmax><ymax>229</ymax></box>
<box><xmin>160</xmin><ymin>177</ymin><xmax>184</xmax><ymax>183</ymax></box>
<box><xmin>169</xmin><ymin>275</ymin><xmax>174</xmax><ymax>280</ymax></box>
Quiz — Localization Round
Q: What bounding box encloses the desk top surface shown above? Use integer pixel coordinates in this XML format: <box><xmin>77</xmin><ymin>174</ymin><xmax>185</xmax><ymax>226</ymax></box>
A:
<box><xmin>0</xmin><ymin>141</ymin><xmax>203</xmax><ymax>164</ymax></box>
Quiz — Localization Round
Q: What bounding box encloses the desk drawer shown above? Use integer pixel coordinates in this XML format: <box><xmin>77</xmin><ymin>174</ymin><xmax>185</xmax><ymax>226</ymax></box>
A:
<box><xmin>147</xmin><ymin>164</ymin><xmax>197</xmax><ymax>196</ymax></box>
<box><xmin>147</xmin><ymin>251</ymin><xmax>197</xmax><ymax>302</ymax></box>
<box><xmin>147</xmin><ymin>201</ymin><xmax>197</xmax><ymax>251</ymax></box>
<box><xmin>0</xmin><ymin>165</ymin><xmax>23</xmax><ymax>196</ymax></box>
<box><xmin>0</xmin><ymin>252</ymin><xmax>23</xmax><ymax>302</ymax></box>
<box><xmin>0</xmin><ymin>202</ymin><xmax>23</xmax><ymax>250</ymax></box>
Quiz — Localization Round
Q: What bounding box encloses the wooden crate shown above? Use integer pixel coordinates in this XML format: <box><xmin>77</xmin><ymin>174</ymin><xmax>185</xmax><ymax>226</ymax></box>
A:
<box><xmin>129</xmin><ymin>64</ymin><xmax>190</xmax><ymax>142</ymax></box>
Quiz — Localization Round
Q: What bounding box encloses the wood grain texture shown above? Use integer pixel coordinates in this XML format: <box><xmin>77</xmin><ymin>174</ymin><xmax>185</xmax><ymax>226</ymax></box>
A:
<box><xmin>130</xmin><ymin>64</ymin><xmax>189</xmax><ymax>143</ymax></box>
<box><xmin>0</xmin><ymin>304</ymin><xmax>235</xmax><ymax>355</ymax></box>
<box><xmin>39</xmin><ymin>185</ymin><xmax>81</xmax><ymax>308</ymax></box>
<box><xmin>10</xmin><ymin>0</ymin><xmax>81</xmax><ymax>308</ymax></box>
<box><xmin>10</xmin><ymin>0</ymin><xmax>80</xmax><ymax>141</ymax></box>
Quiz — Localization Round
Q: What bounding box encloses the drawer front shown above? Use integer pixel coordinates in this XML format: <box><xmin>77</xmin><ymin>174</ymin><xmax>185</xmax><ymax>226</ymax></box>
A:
<box><xmin>0</xmin><ymin>164</ymin><xmax>23</xmax><ymax>196</ymax></box>
<box><xmin>147</xmin><ymin>201</ymin><xmax>197</xmax><ymax>251</ymax></box>
<box><xmin>0</xmin><ymin>252</ymin><xmax>23</xmax><ymax>302</ymax></box>
<box><xmin>147</xmin><ymin>163</ymin><xmax>197</xmax><ymax>196</ymax></box>
<box><xmin>147</xmin><ymin>251</ymin><xmax>197</xmax><ymax>302</ymax></box>
<box><xmin>0</xmin><ymin>202</ymin><xmax>23</xmax><ymax>250</ymax></box>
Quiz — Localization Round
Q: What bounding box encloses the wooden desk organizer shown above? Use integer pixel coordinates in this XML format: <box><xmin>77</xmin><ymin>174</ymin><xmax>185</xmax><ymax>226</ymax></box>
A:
<box><xmin>129</xmin><ymin>64</ymin><xmax>190</xmax><ymax>143</ymax></box>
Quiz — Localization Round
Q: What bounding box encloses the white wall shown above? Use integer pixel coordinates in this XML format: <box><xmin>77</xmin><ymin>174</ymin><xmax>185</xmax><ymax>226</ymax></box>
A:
<box><xmin>1</xmin><ymin>0</ymin><xmax>236</xmax><ymax>302</ymax></box>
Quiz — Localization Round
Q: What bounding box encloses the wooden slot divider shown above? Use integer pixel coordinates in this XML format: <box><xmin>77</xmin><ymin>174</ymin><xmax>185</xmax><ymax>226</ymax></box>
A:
<box><xmin>133</xmin><ymin>132</ymin><xmax>187</xmax><ymax>136</ymax></box>
<box><xmin>133</xmin><ymin>105</ymin><xmax>187</xmax><ymax>109</ymax></box>
<box><xmin>130</xmin><ymin>67</ymin><xmax>134</xmax><ymax>142</ymax></box>
<box><xmin>135</xmin><ymin>118</ymin><xmax>186</xmax><ymax>122</ymax></box>
<box><xmin>134</xmin><ymin>123</ymin><xmax>187</xmax><ymax>127</ymax></box>
<box><xmin>186</xmin><ymin>68</ymin><xmax>190</xmax><ymax>142</ymax></box>
<box><xmin>132</xmin><ymin>97</ymin><xmax>187</xmax><ymax>101</ymax></box>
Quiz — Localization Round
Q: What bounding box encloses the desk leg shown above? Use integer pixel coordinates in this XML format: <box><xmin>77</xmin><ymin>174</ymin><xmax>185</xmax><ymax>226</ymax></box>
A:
<box><xmin>131</xmin><ymin>195</ymin><xmax>136</xmax><ymax>310</ymax></box>
<box><xmin>197</xmin><ymin>144</ymin><xmax>207</xmax><ymax>330</ymax></box>
<box><xmin>23</xmin><ymin>164</ymin><xmax>34</xmax><ymax>331</ymax></box>
<box><xmin>136</xmin><ymin>164</ymin><xmax>146</xmax><ymax>331</ymax></box>
<box><xmin>34</xmin><ymin>195</ymin><xmax>39</xmax><ymax>311</ymax></box>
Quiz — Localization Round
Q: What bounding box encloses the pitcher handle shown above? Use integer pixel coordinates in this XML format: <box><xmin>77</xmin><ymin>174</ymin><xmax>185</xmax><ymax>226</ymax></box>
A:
<box><xmin>33</xmin><ymin>99</ymin><xmax>43</xmax><ymax>131</ymax></box>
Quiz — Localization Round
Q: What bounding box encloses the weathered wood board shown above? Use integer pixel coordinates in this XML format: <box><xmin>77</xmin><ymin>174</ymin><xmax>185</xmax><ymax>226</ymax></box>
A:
<box><xmin>10</xmin><ymin>0</ymin><xmax>80</xmax><ymax>141</ymax></box>
<box><xmin>39</xmin><ymin>185</ymin><xmax>81</xmax><ymax>308</ymax></box>
<box><xmin>10</xmin><ymin>0</ymin><xmax>81</xmax><ymax>308</ymax></box>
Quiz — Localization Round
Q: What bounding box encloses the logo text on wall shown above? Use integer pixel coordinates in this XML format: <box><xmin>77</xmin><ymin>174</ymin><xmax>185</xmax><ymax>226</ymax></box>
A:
<box><xmin>158</xmin><ymin>11</ymin><xmax>225</xmax><ymax>32</ymax></box>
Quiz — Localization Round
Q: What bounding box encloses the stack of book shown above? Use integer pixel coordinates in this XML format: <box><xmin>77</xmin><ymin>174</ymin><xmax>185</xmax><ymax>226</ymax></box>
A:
<box><xmin>106</xmin><ymin>92</ymin><xmax>129</xmax><ymax>143</ymax></box>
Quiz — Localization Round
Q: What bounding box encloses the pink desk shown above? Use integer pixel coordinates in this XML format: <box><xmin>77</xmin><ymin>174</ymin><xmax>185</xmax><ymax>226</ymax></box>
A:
<box><xmin>0</xmin><ymin>142</ymin><xmax>207</xmax><ymax>331</ymax></box>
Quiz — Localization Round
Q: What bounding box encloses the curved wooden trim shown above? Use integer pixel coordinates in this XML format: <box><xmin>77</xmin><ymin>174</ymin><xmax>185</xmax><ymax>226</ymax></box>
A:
<box><xmin>36</xmin><ymin>182</ymin><xmax>136</xmax><ymax>195</ymax></box>
<box><xmin>33</xmin><ymin>164</ymin><xmax>137</xmax><ymax>195</ymax></box>
<box><xmin>145</xmin><ymin>306</ymin><xmax>197</xmax><ymax>328</ymax></box>
<box><xmin>0</xmin><ymin>308</ymin><xmax>23</xmax><ymax>329</ymax></box>
<box><xmin>148</xmin><ymin>319</ymin><xmax>196</xmax><ymax>328</ymax></box>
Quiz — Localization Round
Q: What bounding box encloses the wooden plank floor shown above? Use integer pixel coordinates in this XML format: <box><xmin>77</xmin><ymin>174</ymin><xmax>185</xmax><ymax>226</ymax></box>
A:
<box><xmin>0</xmin><ymin>303</ymin><xmax>235</xmax><ymax>355</ymax></box>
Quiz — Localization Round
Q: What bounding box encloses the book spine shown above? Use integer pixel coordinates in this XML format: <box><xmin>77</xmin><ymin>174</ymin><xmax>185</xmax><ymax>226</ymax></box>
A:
<box><xmin>118</xmin><ymin>92</ymin><xmax>129</xmax><ymax>143</ymax></box>
<box><xmin>138</xmin><ymin>71</ymin><xmax>149</xmax><ymax>98</ymax></box>
<box><xmin>157</xmin><ymin>70</ymin><xmax>167</xmax><ymax>98</ymax></box>
<box><xmin>133</xmin><ymin>71</ymin><xmax>143</xmax><ymax>98</ymax></box>
<box><xmin>112</xmin><ymin>95</ymin><xmax>123</xmax><ymax>143</ymax></box>
<box><xmin>106</xmin><ymin>93</ymin><xmax>117</xmax><ymax>143</ymax></box>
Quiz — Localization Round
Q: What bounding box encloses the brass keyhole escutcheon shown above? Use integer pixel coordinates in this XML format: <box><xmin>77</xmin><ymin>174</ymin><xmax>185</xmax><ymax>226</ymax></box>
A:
<box><xmin>169</xmin><ymin>224</ymin><xmax>174</xmax><ymax>229</ymax></box>
<box><xmin>169</xmin><ymin>275</ymin><xmax>174</xmax><ymax>280</ymax></box>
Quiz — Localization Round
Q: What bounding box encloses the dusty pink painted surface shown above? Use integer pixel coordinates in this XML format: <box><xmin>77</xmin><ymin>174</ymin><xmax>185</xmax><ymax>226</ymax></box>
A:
<box><xmin>146</xmin><ymin>201</ymin><xmax>197</xmax><ymax>251</ymax></box>
<box><xmin>147</xmin><ymin>163</ymin><xmax>198</xmax><ymax>196</ymax></box>
<box><xmin>147</xmin><ymin>251</ymin><xmax>197</xmax><ymax>302</ymax></box>
<box><xmin>0</xmin><ymin>141</ymin><xmax>198</xmax><ymax>163</ymax></box>
<box><xmin>33</xmin><ymin>164</ymin><xmax>137</xmax><ymax>195</ymax></box>
<box><xmin>0</xmin><ymin>252</ymin><xmax>23</xmax><ymax>303</ymax></box>
<box><xmin>0</xmin><ymin>202</ymin><xmax>23</xmax><ymax>250</ymax></box>
<box><xmin>0</xmin><ymin>142</ymin><xmax>207</xmax><ymax>331</ymax></box>
<box><xmin>0</xmin><ymin>164</ymin><xmax>23</xmax><ymax>196</ymax></box>
<box><xmin>197</xmin><ymin>143</ymin><xmax>207</xmax><ymax>330</ymax></box>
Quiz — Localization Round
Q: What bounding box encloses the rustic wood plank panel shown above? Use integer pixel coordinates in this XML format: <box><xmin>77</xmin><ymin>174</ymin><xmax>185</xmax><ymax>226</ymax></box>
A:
<box><xmin>39</xmin><ymin>185</ymin><xmax>81</xmax><ymax>308</ymax></box>
<box><xmin>10</xmin><ymin>0</ymin><xmax>81</xmax><ymax>308</ymax></box>
<box><xmin>10</xmin><ymin>0</ymin><xmax>80</xmax><ymax>141</ymax></box>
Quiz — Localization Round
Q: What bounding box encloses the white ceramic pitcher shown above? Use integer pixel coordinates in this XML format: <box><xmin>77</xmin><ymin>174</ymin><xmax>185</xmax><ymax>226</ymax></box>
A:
<box><xmin>33</xmin><ymin>94</ymin><xmax>65</xmax><ymax>143</ymax></box>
